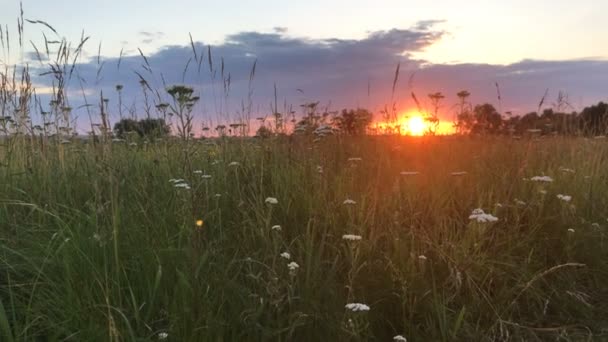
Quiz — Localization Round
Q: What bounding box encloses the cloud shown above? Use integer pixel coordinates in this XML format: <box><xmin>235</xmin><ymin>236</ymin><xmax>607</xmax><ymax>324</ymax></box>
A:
<box><xmin>28</xmin><ymin>21</ymin><xmax>608</xmax><ymax>129</ymax></box>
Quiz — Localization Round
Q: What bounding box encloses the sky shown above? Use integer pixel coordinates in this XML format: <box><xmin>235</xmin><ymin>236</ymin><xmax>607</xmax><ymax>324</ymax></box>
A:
<box><xmin>1</xmin><ymin>0</ymin><xmax>607</xmax><ymax>128</ymax></box>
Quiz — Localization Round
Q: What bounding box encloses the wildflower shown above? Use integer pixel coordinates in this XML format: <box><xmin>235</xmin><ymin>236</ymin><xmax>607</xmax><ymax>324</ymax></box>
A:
<box><xmin>495</xmin><ymin>203</ymin><xmax>503</xmax><ymax>208</ymax></box>
<box><xmin>559</xmin><ymin>167</ymin><xmax>575</xmax><ymax>174</ymax></box>
<box><xmin>93</xmin><ymin>233</ymin><xmax>101</xmax><ymax>242</ymax></box>
<box><xmin>515</xmin><ymin>199</ymin><xmax>526</xmax><ymax>206</ymax></box>
<box><xmin>451</xmin><ymin>171</ymin><xmax>467</xmax><ymax>176</ymax></box>
<box><xmin>158</xmin><ymin>332</ymin><xmax>169</xmax><ymax>340</ymax></box>
<box><xmin>112</xmin><ymin>138</ymin><xmax>125</xmax><ymax>143</ymax></box>
<box><xmin>342</xmin><ymin>234</ymin><xmax>362</xmax><ymax>241</ymax></box>
<box><xmin>393</xmin><ymin>336</ymin><xmax>407</xmax><ymax>342</ymax></box>
<box><xmin>193</xmin><ymin>170</ymin><xmax>203</xmax><ymax>174</ymax></box>
<box><xmin>343</xmin><ymin>199</ymin><xmax>357</xmax><ymax>205</ymax></box>
<box><xmin>557</xmin><ymin>194</ymin><xmax>572</xmax><ymax>202</ymax></box>
<box><xmin>280</xmin><ymin>252</ymin><xmax>291</xmax><ymax>260</ymax></box>
<box><xmin>196</xmin><ymin>219</ymin><xmax>204</xmax><ymax>228</ymax></box>
<box><xmin>594</xmin><ymin>135</ymin><xmax>606</xmax><ymax>139</ymax></box>
<box><xmin>174</xmin><ymin>182</ymin><xmax>191</xmax><ymax>190</ymax></box>
<box><xmin>60</xmin><ymin>139</ymin><xmax>71</xmax><ymax>144</ymax></box>
<box><xmin>468</xmin><ymin>208</ymin><xmax>498</xmax><ymax>223</ymax></box>
<box><xmin>400</xmin><ymin>171</ymin><xmax>420</xmax><ymax>176</ymax></box>
<box><xmin>265</xmin><ymin>197</ymin><xmax>278</xmax><ymax>205</ymax></box>
<box><xmin>228</xmin><ymin>161</ymin><xmax>240</xmax><ymax>167</ymax></box>
<box><xmin>345</xmin><ymin>303</ymin><xmax>370</xmax><ymax>312</ymax></box>
<box><xmin>271</xmin><ymin>225</ymin><xmax>282</xmax><ymax>231</ymax></box>
<box><xmin>201</xmin><ymin>174</ymin><xmax>212</xmax><ymax>179</ymax></box>
<box><xmin>287</xmin><ymin>261</ymin><xmax>299</xmax><ymax>276</ymax></box>
<box><xmin>592</xmin><ymin>223</ymin><xmax>600</xmax><ymax>229</ymax></box>
<box><xmin>317</xmin><ymin>165</ymin><xmax>324</xmax><ymax>174</ymax></box>
<box><xmin>567</xmin><ymin>228</ymin><xmax>575</xmax><ymax>233</ymax></box>
<box><xmin>215</xmin><ymin>193</ymin><xmax>222</xmax><ymax>198</ymax></box>
<box><xmin>129</xmin><ymin>142</ymin><xmax>137</xmax><ymax>147</ymax></box>
<box><xmin>418</xmin><ymin>255</ymin><xmax>427</xmax><ymax>261</ymax></box>
<box><xmin>539</xmin><ymin>189</ymin><xmax>547</xmax><ymax>195</ymax></box>
<box><xmin>169</xmin><ymin>178</ymin><xmax>185</xmax><ymax>183</ymax></box>
<box><xmin>530</xmin><ymin>176</ymin><xmax>553</xmax><ymax>183</ymax></box>
<box><xmin>348</xmin><ymin>157</ymin><xmax>362</xmax><ymax>162</ymax></box>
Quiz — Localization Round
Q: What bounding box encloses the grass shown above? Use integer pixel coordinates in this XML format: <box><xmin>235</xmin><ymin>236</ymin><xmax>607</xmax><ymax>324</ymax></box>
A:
<box><xmin>1</xmin><ymin>135</ymin><xmax>608</xmax><ymax>341</ymax></box>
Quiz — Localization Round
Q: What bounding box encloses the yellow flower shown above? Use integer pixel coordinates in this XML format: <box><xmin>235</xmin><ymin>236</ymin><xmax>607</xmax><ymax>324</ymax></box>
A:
<box><xmin>196</xmin><ymin>219</ymin><xmax>204</xmax><ymax>228</ymax></box>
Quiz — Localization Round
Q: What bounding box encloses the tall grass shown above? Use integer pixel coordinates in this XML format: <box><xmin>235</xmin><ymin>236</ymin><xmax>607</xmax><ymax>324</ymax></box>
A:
<box><xmin>1</xmin><ymin>135</ymin><xmax>608</xmax><ymax>341</ymax></box>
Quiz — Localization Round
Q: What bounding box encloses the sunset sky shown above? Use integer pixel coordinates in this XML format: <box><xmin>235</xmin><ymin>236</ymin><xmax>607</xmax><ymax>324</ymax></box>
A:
<box><xmin>1</xmin><ymin>0</ymin><xmax>607</xmax><ymax>125</ymax></box>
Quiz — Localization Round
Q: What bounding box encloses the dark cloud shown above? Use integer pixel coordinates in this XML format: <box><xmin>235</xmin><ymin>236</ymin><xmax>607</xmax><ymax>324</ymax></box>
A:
<box><xmin>30</xmin><ymin>21</ymin><xmax>608</xmax><ymax>128</ymax></box>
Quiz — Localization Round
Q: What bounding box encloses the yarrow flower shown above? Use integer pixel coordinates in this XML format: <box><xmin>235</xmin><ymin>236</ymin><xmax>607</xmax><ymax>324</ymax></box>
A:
<box><xmin>418</xmin><ymin>255</ymin><xmax>427</xmax><ymax>261</ymax></box>
<box><xmin>348</xmin><ymin>157</ymin><xmax>363</xmax><ymax>162</ymax></box>
<box><xmin>172</xmin><ymin>181</ymin><xmax>191</xmax><ymax>190</ymax></box>
<box><xmin>345</xmin><ymin>303</ymin><xmax>370</xmax><ymax>312</ymax></box>
<box><xmin>158</xmin><ymin>332</ymin><xmax>169</xmax><ymax>340</ymax></box>
<box><xmin>468</xmin><ymin>208</ymin><xmax>499</xmax><ymax>223</ymax></box>
<box><xmin>342</xmin><ymin>234</ymin><xmax>362</xmax><ymax>241</ymax></box>
<box><xmin>451</xmin><ymin>171</ymin><xmax>467</xmax><ymax>176</ymax></box>
<box><xmin>531</xmin><ymin>175</ymin><xmax>553</xmax><ymax>183</ymax></box>
<box><xmin>400</xmin><ymin>171</ymin><xmax>420</xmax><ymax>176</ymax></box>
<box><xmin>393</xmin><ymin>336</ymin><xmax>407</xmax><ymax>342</ymax></box>
<box><xmin>201</xmin><ymin>174</ymin><xmax>212</xmax><ymax>179</ymax></box>
<box><xmin>271</xmin><ymin>225</ymin><xmax>282</xmax><ymax>231</ymax></box>
<box><xmin>559</xmin><ymin>167</ymin><xmax>575</xmax><ymax>174</ymax></box>
<box><xmin>567</xmin><ymin>228</ymin><xmax>575</xmax><ymax>233</ymax></box>
<box><xmin>193</xmin><ymin>170</ymin><xmax>203</xmax><ymax>174</ymax></box>
<box><xmin>280</xmin><ymin>252</ymin><xmax>291</xmax><ymax>260</ymax></box>
<box><xmin>343</xmin><ymin>199</ymin><xmax>357</xmax><ymax>205</ymax></box>
<box><xmin>557</xmin><ymin>194</ymin><xmax>572</xmax><ymax>202</ymax></box>
<box><xmin>287</xmin><ymin>261</ymin><xmax>299</xmax><ymax>275</ymax></box>
<box><xmin>265</xmin><ymin>197</ymin><xmax>278</xmax><ymax>205</ymax></box>
<box><xmin>317</xmin><ymin>165</ymin><xmax>324</xmax><ymax>174</ymax></box>
<box><xmin>228</xmin><ymin>161</ymin><xmax>240</xmax><ymax>167</ymax></box>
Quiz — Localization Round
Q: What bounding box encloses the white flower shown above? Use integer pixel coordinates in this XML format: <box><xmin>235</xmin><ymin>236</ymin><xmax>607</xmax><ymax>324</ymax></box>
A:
<box><xmin>169</xmin><ymin>178</ymin><xmax>185</xmax><ymax>183</ymax></box>
<box><xmin>515</xmin><ymin>199</ymin><xmax>526</xmax><ymax>206</ymax></box>
<box><xmin>215</xmin><ymin>193</ymin><xmax>222</xmax><ymax>198</ymax></box>
<box><xmin>400</xmin><ymin>171</ymin><xmax>419</xmax><ymax>176</ymax></box>
<box><xmin>592</xmin><ymin>223</ymin><xmax>600</xmax><ymax>229</ymax></box>
<box><xmin>112</xmin><ymin>138</ymin><xmax>125</xmax><ymax>143</ymax></box>
<box><xmin>158</xmin><ymin>332</ymin><xmax>168</xmax><ymax>340</ymax></box>
<box><xmin>228</xmin><ymin>161</ymin><xmax>240</xmax><ymax>167</ymax></box>
<box><xmin>343</xmin><ymin>199</ymin><xmax>357</xmax><ymax>205</ymax></box>
<box><xmin>557</xmin><ymin>194</ymin><xmax>572</xmax><ymax>202</ymax></box>
<box><xmin>201</xmin><ymin>174</ymin><xmax>212</xmax><ymax>179</ymax></box>
<box><xmin>451</xmin><ymin>171</ymin><xmax>467</xmax><ymax>176</ymax></box>
<box><xmin>559</xmin><ymin>167</ymin><xmax>575</xmax><ymax>174</ymax></box>
<box><xmin>393</xmin><ymin>335</ymin><xmax>407</xmax><ymax>342</ymax></box>
<box><xmin>342</xmin><ymin>234</ymin><xmax>362</xmax><ymax>241</ymax></box>
<box><xmin>60</xmin><ymin>139</ymin><xmax>71</xmax><ymax>144</ymax></box>
<box><xmin>468</xmin><ymin>208</ymin><xmax>498</xmax><ymax>223</ymax></box>
<box><xmin>567</xmin><ymin>228</ymin><xmax>575</xmax><ymax>233</ymax></box>
<box><xmin>531</xmin><ymin>176</ymin><xmax>553</xmax><ymax>183</ymax></box>
<box><xmin>287</xmin><ymin>261</ymin><xmax>299</xmax><ymax>275</ymax></box>
<box><xmin>495</xmin><ymin>203</ymin><xmax>503</xmax><ymax>208</ymax></box>
<box><xmin>129</xmin><ymin>142</ymin><xmax>137</xmax><ymax>147</ymax></box>
<box><xmin>193</xmin><ymin>170</ymin><xmax>203</xmax><ymax>174</ymax></box>
<box><xmin>418</xmin><ymin>255</ymin><xmax>427</xmax><ymax>261</ymax></box>
<box><xmin>265</xmin><ymin>197</ymin><xmax>278</xmax><ymax>205</ymax></box>
<box><xmin>594</xmin><ymin>135</ymin><xmax>606</xmax><ymax>139</ymax></box>
<box><xmin>280</xmin><ymin>252</ymin><xmax>291</xmax><ymax>260</ymax></box>
<box><xmin>539</xmin><ymin>190</ymin><xmax>547</xmax><ymax>195</ymax></box>
<box><xmin>271</xmin><ymin>225</ymin><xmax>282</xmax><ymax>231</ymax></box>
<box><xmin>345</xmin><ymin>303</ymin><xmax>370</xmax><ymax>312</ymax></box>
<box><xmin>317</xmin><ymin>165</ymin><xmax>324</xmax><ymax>174</ymax></box>
<box><xmin>92</xmin><ymin>233</ymin><xmax>101</xmax><ymax>242</ymax></box>
<box><xmin>348</xmin><ymin>157</ymin><xmax>362</xmax><ymax>162</ymax></box>
<box><xmin>174</xmin><ymin>182</ymin><xmax>191</xmax><ymax>190</ymax></box>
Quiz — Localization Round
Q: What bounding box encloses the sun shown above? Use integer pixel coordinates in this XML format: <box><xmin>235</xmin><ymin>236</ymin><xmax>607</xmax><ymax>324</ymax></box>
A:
<box><xmin>405</xmin><ymin>115</ymin><xmax>427</xmax><ymax>136</ymax></box>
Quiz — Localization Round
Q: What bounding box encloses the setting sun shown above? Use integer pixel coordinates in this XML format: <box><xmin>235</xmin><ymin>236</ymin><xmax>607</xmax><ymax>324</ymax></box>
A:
<box><xmin>405</xmin><ymin>116</ymin><xmax>427</xmax><ymax>136</ymax></box>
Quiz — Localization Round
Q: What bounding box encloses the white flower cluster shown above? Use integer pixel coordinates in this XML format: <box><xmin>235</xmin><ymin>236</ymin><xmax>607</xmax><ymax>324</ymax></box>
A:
<box><xmin>345</xmin><ymin>303</ymin><xmax>370</xmax><ymax>312</ymax></box>
<box><xmin>557</xmin><ymin>194</ymin><xmax>572</xmax><ymax>202</ymax></box>
<box><xmin>342</xmin><ymin>234</ymin><xmax>362</xmax><ymax>241</ymax></box>
<box><xmin>530</xmin><ymin>175</ymin><xmax>553</xmax><ymax>183</ymax></box>
<box><xmin>169</xmin><ymin>178</ymin><xmax>191</xmax><ymax>190</ymax></box>
<box><xmin>265</xmin><ymin>197</ymin><xmax>278</xmax><ymax>205</ymax></box>
<box><xmin>469</xmin><ymin>208</ymin><xmax>498</xmax><ymax>223</ymax></box>
<box><xmin>400</xmin><ymin>171</ymin><xmax>419</xmax><ymax>176</ymax></box>
<box><xmin>343</xmin><ymin>199</ymin><xmax>357</xmax><ymax>205</ymax></box>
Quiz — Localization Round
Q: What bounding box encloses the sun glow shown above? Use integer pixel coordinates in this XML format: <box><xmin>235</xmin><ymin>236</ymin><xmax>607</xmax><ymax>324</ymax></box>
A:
<box><xmin>405</xmin><ymin>115</ymin><xmax>427</xmax><ymax>136</ymax></box>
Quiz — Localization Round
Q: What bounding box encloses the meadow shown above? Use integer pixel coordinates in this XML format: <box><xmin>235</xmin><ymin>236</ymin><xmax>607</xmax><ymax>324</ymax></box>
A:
<box><xmin>1</xmin><ymin>134</ymin><xmax>608</xmax><ymax>341</ymax></box>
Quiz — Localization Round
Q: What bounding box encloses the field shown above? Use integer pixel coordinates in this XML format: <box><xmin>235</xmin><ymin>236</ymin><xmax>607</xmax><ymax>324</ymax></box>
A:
<box><xmin>1</xmin><ymin>135</ymin><xmax>608</xmax><ymax>341</ymax></box>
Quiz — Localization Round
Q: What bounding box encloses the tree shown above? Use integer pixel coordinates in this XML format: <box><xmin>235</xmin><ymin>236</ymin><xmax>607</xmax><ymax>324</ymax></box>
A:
<box><xmin>471</xmin><ymin>103</ymin><xmax>502</xmax><ymax>134</ymax></box>
<box><xmin>113</xmin><ymin>119</ymin><xmax>141</xmax><ymax>138</ymax></box>
<box><xmin>113</xmin><ymin>118</ymin><xmax>170</xmax><ymax>138</ymax></box>
<box><xmin>580</xmin><ymin>102</ymin><xmax>608</xmax><ymax>135</ymax></box>
<box><xmin>334</xmin><ymin>108</ymin><xmax>373</xmax><ymax>135</ymax></box>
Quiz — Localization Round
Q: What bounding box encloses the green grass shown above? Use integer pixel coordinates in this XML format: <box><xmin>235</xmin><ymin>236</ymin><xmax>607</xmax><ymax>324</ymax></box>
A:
<box><xmin>1</xmin><ymin>135</ymin><xmax>608</xmax><ymax>341</ymax></box>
